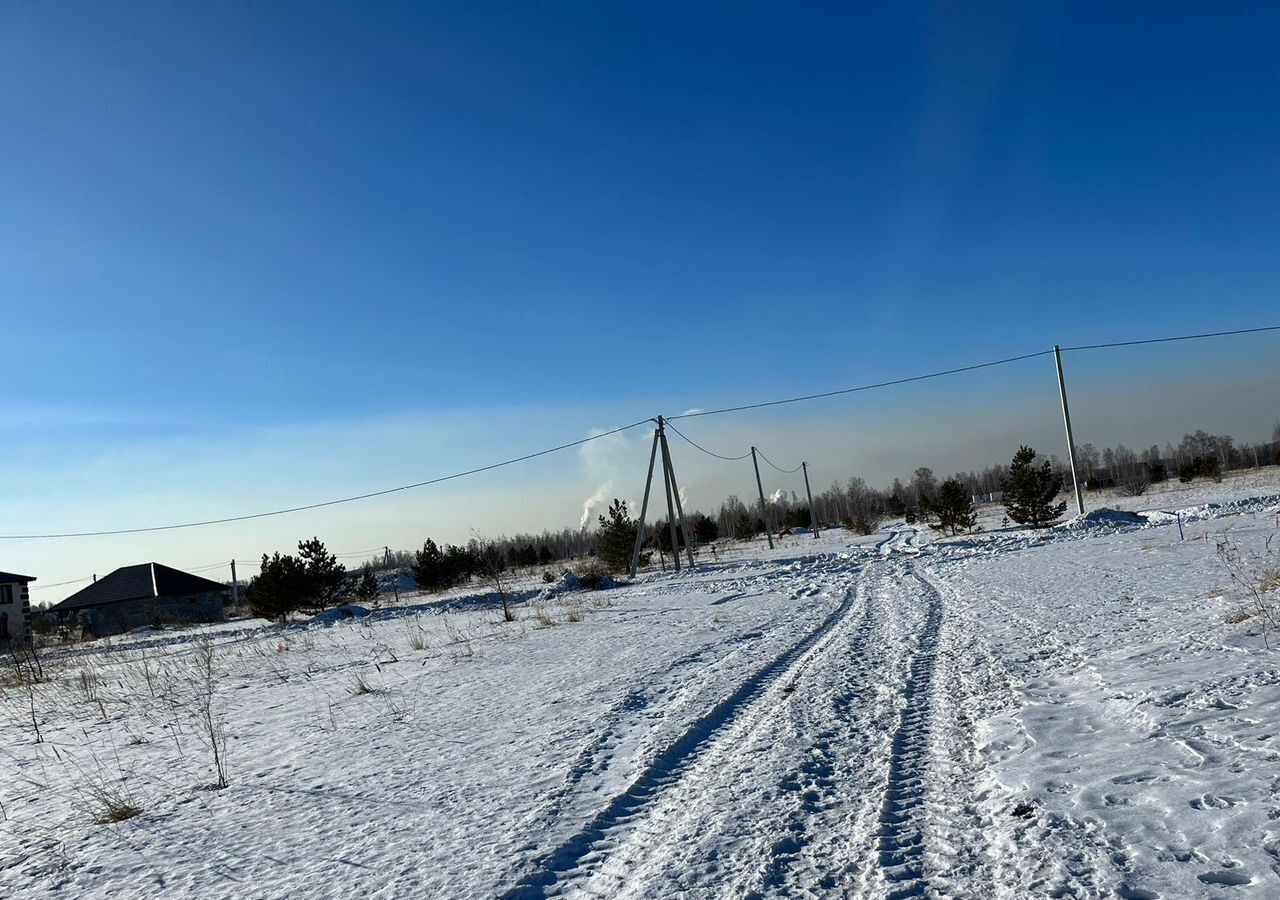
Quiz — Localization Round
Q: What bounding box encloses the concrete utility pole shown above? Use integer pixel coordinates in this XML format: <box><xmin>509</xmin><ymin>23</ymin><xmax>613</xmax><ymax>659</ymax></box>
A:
<box><xmin>659</xmin><ymin>423</ymin><xmax>697</xmax><ymax>569</ymax></box>
<box><xmin>658</xmin><ymin>419</ymin><xmax>682</xmax><ymax>572</ymax></box>
<box><xmin>802</xmin><ymin>461</ymin><xmax>820</xmax><ymax>539</ymax></box>
<box><xmin>751</xmin><ymin>447</ymin><xmax>775</xmax><ymax>550</ymax></box>
<box><xmin>230</xmin><ymin>560</ymin><xmax>239</xmax><ymax>606</ymax></box>
<box><xmin>629</xmin><ymin>426</ymin><xmax>662</xmax><ymax>577</ymax></box>
<box><xmin>1054</xmin><ymin>345</ymin><xmax>1086</xmax><ymax>516</ymax></box>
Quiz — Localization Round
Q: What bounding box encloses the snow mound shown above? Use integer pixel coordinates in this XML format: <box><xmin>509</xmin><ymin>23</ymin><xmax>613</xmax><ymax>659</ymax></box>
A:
<box><xmin>307</xmin><ymin>604</ymin><xmax>370</xmax><ymax>626</ymax></box>
<box><xmin>538</xmin><ymin>570</ymin><xmax>620</xmax><ymax>600</ymax></box>
<box><xmin>1060</xmin><ymin>508</ymin><xmax>1148</xmax><ymax>531</ymax></box>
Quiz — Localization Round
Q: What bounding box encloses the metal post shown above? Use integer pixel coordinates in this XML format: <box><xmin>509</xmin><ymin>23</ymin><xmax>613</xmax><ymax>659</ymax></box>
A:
<box><xmin>751</xmin><ymin>447</ymin><xmax>775</xmax><ymax>550</ymax></box>
<box><xmin>230</xmin><ymin>560</ymin><xmax>239</xmax><ymax>606</ymax></box>
<box><xmin>802</xmin><ymin>461</ymin><xmax>820</xmax><ymax>539</ymax></box>
<box><xmin>657</xmin><ymin>419</ymin><xmax>682</xmax><ymax>572</ymax></box>
<box><xmin>630</xmin><ymin>426</ymin><xmax>661</xmax><ymax>577</ymax></box>
<box><xmin>659</xmin><ymin>426</ymin><xmax>696</xmax><ymax>569</ymax></box>
<box><xmin>1054</xmin><ymin>345</ymin><xmax>1086</xmax><ymax>516</ymax></box>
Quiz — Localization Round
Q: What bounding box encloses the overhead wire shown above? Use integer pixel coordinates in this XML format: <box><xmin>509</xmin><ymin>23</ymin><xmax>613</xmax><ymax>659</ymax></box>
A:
<box><xmin>663</xmin><ymin>419</ymin><xmax>752</xmax><ymax>461</ymax></box>
<box><xmin>0</xmin><ymin>418</ymin><xmax>654</xmax><ymax>540</ymax></box>
<box><xmin>5</xmin><ymin>323</ymin><xmax>1278</xmax><ymax>543</ymax></box>
<box><xmin>754</xmin><ymin>448</ymin><xmax>803</xmax><ymax>474</ymax></box>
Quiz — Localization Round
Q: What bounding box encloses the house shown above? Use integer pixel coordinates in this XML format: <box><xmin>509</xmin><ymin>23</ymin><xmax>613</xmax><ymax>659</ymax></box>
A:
<box><xmin>50</xmin><ymin>563</ymin><xmax>229</xmax><ymax>637</ymax></box>
<box><xmin>0</xmin><ymin>571</ymin><xmax>36</xmax><ymax>646</ymax></box>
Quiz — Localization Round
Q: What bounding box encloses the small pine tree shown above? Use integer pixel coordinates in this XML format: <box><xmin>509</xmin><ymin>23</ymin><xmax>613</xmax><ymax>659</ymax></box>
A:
<box><xmin>248</xmin><ymin>552</ymin><xmax>309</xmax><ymax>625</ymax></box>
<box><xmin>298</xmin><ymin>537</ymin><xmax>347</xmax><ymax>612</ymax></box>
<box><xmin>926</xmin><ymin>479</ymin><xmax>977</xmax><ymax>535</ymax></box>
<box><xmin>1001</xmin><ymin>446</ymin><xmax>1067</xmax><ymax>527</ymax></box>
<box><xmin>412</xmin><ymin>539</ymin><xmax>448</xmax><ymax>592</ymax></box>
<box><xmin>353</xmin><ymin>566</ymin><xmax>379</xmax><ymax>604</ymax></box>
<box><xmin>692</xmin><ymin>513</ymin><xmax>719</xmax><ymax>544</ymax></box>
<box><xmin>596</xmin><ymin>499</ymin><xmax>638</xmax><ymax>573</ymax></box>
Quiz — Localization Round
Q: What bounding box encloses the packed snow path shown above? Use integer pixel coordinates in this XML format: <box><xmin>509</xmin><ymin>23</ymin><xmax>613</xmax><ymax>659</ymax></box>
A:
<box><xmin>502</xmin><ymin>531</ymin><xmax>1077</xmax><ymax>899</ymax></box>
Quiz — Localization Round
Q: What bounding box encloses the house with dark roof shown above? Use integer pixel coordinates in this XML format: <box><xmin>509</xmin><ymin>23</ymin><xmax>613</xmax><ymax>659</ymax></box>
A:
<box><xmin>50</xmin><ymin>563</ymin><xmax>229</xmax><ymax>637</ymax></box>
<box><xmin>0</xmin><ymin>571</ymin><xmax>36</xmax><ymax>646</ymax></box>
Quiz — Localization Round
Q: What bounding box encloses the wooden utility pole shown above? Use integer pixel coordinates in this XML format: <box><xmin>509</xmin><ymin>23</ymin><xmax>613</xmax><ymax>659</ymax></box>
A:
<box><xmin>802</xmin><ymin>461</ymin><xmax>820</xmax><ymax>539</ymax></box>
<box><xmin>751</xmin><ymin>447</ymin><xmax>775</xmax><ymax>550</ymax></box>
<box><xmin>1054</xmin><ymin>345</ymin><xmax>1086</xmax><ymax>516</ymax></box>
<box><xmin>658</xmin><ymin>419</ymin><xmax>682</xmax><ymax>572</ymax></box>
<box><xmin>230</xmin><ymin>560</ymin><xmax>239</xmax><ymax>606</ymax></box>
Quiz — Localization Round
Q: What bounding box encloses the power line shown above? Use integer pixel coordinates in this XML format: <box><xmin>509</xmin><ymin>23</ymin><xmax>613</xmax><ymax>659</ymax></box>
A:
<box><xmin>1059</xmin><ymin>323</ymin><xmax>1280</xmax><ymax>352</ymax></box>
<box><xmin>666</xmin><ymin>349</ymin><xmax>1056</xmax><ymax>421</ymax></box>
<box><xmin>0</xmin><ymin>419</ymin><xmax>654</xmax><ymax>540</ymax></box>
<box><xmin>755</xmin><ymin>448</ymin><xmax>803</xmax><ymax>474</ymax></box>
<box><xmin>663</xmin><ymin>419</ymin><xmax>752</xmax><ymax>461</ymax></box>
<box><xmin>6</xmin><ymin>322</ymin><xmax>1278</xmax><ymax>543</ymax></box>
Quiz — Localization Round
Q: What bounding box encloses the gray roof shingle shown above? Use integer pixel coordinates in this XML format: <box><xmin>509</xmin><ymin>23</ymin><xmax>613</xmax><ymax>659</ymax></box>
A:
<box><xmin>51</xmin><ymin>564</ymin><xmax>227</xmax><ymax>612</ymax></box>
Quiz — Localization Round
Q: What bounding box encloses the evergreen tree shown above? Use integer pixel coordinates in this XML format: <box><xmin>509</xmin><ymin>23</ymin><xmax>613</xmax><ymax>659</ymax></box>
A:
<box><xmin>298</xmin><ymin>537</ymin><xmax>347</xmax><ymax>612</ymax></box>
<box><xmin>537</xmin><ymin>546</ymin><xmax>554</xmax><ymax>565</ymax></box>
<box><xmin>352</xmin><ymin>565</ymin><xmax>379</xmax><ymax>603</ymax></box>
<box><xmin>443</xmin><ymin>544</ymin><xmax>478</xmax><ymax>585</ymax></box>
<box><xmin>692</xmin><ymin>513</ymin><xmax>719</xmax><ymax>544</ymax></box>
<box><xmin>247</xmin><ymin>552</ymin><xmax>309</xmax><ymax>625</ymax></box>
<box><xmin>596</xmin><ymin>499</ymin><xmax>638</xmax><ymax>572</ymax></box>
<box><xmin>412</xmin><ymin>539</ymin><xmax>448</xmax><ymax>592</ymax></box>
<box><xmin>926</xmin><ymin>478</ymin><xmax>977</xmax><ymax>535</ymax></box>
<box><xmin>1001</xmin><ymin>446</ymin><xmax>1067</xmax><ymax>526</ymax></box>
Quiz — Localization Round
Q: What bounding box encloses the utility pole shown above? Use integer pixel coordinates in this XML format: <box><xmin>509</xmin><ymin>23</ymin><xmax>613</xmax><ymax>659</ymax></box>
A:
<box><xmin>629</xmin><ymin>426</ymin><xmax>662</xmax><ymax>577</ymax></box>
<box><xmin>657</xmin><ymin>418</ymin><xmax>682</xmax><ymax>572</ymax></box>
<box><xmin>751</xmin><ymin>447</ymin><xmax>775</xmax><ymax>550</ymax></box>
<box><xmin>230</xmin><ymin>560</ymin><xmax>239</xmax><ymax>606</ymax></box>
<box><xmin>802</xmin><ymin>461</ymin><xmax>820</xmax><ymax>539</ymax></box>
<box><xmin>1054</xmin><ymin>345</ymin><xmax>1086</xmax><ymax>516</ymax></box>
<box><xmin>385</xmin><ymin>546</ymin><xmax>400</xmax><ymax>603</ymax></box>
<box><xmin>658</xmin><ymin>419</ymin><xmax>696</xmax><ymax>568</ymax></box>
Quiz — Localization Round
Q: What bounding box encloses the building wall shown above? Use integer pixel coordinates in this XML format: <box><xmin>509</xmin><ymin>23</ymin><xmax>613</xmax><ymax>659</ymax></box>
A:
<box><xmin>0</xmin><ymin>580</ymin><xmax>32</xmax><ymax>646</ymax></box>
<box><xmin>79</xmin><ymin>591</ymin><xmax>228</xmax><ymax>637</ymax></box>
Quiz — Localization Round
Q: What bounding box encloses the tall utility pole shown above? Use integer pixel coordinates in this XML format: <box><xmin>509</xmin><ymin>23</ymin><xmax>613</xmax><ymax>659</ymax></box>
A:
<box><xmin>629</xmin><ymin>426</ymin><xmax>662</xmax><ymax>577</ymax></box>
<box><xmin>1054</xmin><ymin>345</ymin><xmax>1086</xmax><ymax>516</ymax></box>
<box><xmin>230</xmin><ymin>560</ymin><xmax>239</xmax><ymax>606</ymax></box>
<box><xmin>658</xmin><ymin>419</ymin><xmax>696</xmax><ymax>569</ymax></box>
<box><xmin>802</xmin><ymin>461</ymin><xmax>820</xmax><ymax>539</ymax></box>
<box><xmin>658</xmin><ymin>420</ymin><xmax>682</xmax><ymax>572</ymax></box>
<box><xmin>751</xmin><ymin>447</ymin><xmax>775</xmax><ymax>550</ymax></box>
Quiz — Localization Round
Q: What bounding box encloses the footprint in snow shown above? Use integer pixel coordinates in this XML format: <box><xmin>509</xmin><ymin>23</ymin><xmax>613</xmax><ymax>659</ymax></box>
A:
<box><xmin>1197</xmin><ymin>869</ymin><xmax>1252</xmax><ymax>886</ymax></box>
<box><xmin>1190</xmin><ymin>793</ymin><xmax>1239</xmax><ymax>810</ymax></box>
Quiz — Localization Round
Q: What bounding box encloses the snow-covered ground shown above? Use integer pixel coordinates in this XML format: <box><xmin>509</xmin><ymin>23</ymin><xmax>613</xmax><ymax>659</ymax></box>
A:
<box><xmin>3</xmin><ymin>469</ymin><xmax>1280</xmax><ymax>898</ymax></box>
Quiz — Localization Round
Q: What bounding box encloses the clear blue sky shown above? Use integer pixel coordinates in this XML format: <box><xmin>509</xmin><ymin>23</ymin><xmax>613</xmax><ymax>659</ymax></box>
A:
<box><xmin>2</xmin><ymin>3</ymin><xmax>1278</xmax><ymax>591</ymax></box>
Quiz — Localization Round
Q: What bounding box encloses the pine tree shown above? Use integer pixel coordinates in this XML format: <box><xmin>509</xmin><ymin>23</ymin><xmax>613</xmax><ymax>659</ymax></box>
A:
<box><xmin>692</xmin><ymin>513</ymin><xmax>719</xmax><ymax>544</ymax></box>
<box><xmin>1001</xmin><ymin>446</ymin><xmax>1067</xmax><ymax>526</ymax></box>
<box><xmin>248</xmin><ymin>552</ymin><xmax>309</xmax><ymax>625</ymax></box>
<box><xmin>298</xmin><ymin>537</ymin><xmax>347</xmax><ymax>612</ymax></box>
<box><xmin>353</xmin><ymin>565</ymin><xmax>379</xmax><ymax>603</ymax></box>
<box><xmin>926</xmin><ymin>478</ymin><xmax>977</xmax><ymax>535</ymax></box>
<box><xmin>412</xmin><ymin>539</ymin><xmax>448</xmax><ymax>592</ymax></box>
<box><xmin>595</xmin><ymin>499</ymin><xmax>638</xmax><ymax>572</ymax></box>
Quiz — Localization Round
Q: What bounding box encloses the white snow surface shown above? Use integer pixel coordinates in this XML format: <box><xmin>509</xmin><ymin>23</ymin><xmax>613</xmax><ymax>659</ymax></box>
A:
<box><xmin>4</xmin><ymin>471</ymin><xmax>1280</xmax><ymax>898</ymax></box>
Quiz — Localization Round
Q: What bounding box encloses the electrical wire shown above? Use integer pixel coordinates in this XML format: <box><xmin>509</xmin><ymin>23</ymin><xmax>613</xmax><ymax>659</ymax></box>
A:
<box><xmin>667</xmin><ymin>349</ymin><xmax>1056</xmax><ymax>421</ymax></box>
<box><xmin>6</xmin><ymin>323</ymin><xmax>1278</xmax><ymax>543</ymax></box>
<box><xmin>0</xmin><ymin>418</ymin><xmax>654</xmax><ymax>540</ymax></box>
<box><xmin>663</xmin><ymin>419</ymin><xmax>752</xmax><ymax>461</ymax></box>
<box><xmin>755</xmin><ymin>448</ymin><xmax>803</xmax><ymax>474</ymax></box>
<box><xmin>1059</xmin><ymin>324</ymin><xmax>1280</xmax><ymax>352</ymax></box>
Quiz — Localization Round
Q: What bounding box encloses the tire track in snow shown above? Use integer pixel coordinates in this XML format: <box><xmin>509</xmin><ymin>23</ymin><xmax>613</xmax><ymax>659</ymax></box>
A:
<box><xmin>500</xmin><ymin>563</ymin><xmax>864</xmax><ymax>899</ymax></box>
<box><xmin>875</xmin><ymin>566</ymin><xmax>944</xmax><ymax>899</ymax></box>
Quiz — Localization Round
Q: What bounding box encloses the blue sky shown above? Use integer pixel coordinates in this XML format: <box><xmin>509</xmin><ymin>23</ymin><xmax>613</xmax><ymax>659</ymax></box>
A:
<box><xmin>2</xmin><ymin>3</ymin><xmax>1277</xmax><ymax>593</ymax></box>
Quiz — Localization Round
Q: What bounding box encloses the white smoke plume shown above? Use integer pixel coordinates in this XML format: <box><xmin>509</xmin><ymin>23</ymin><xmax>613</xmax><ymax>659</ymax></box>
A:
<box><xmin>768</xmin><ymin>489</ymin><xmax>784</xmax><ymax>503</ymax></box>
<box><xmin>579</xmin><ymin>480</ymin><xmax>614</xmax><ymax>530</ymax></box>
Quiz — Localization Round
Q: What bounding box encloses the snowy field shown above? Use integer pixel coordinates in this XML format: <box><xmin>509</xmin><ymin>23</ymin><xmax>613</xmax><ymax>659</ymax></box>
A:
<box><xmin>3</xmin><ymin>470</ymin><xmax>1280</xmax><ymax>899</ymax></box>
